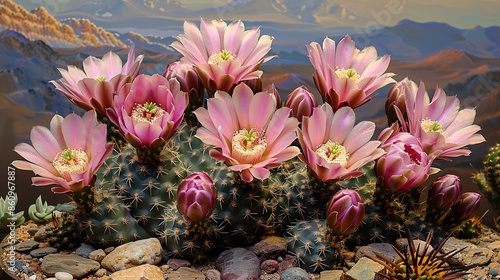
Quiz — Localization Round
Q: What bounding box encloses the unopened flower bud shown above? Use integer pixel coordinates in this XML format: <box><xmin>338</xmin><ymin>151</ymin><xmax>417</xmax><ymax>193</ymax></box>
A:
<box><xmin>428</xmin><ymin>174</ymin><xmax>462</xmax><ymax>213</ymax></box>
<box><xmin>448</xmin><ymin>192</ymin><xmax>481</xmax><ymax>224</ymax></box>
<box><xmin>177</xmin><ymin>172</ymin><xmax>217</xmax><ymax>223</ymax></box>
<box><xmin>284</xmin><ymin>86</ymin><xmax>318</xmax><ymax>121</ymax></box>
<box><xmin>385</xmin><ymin>78</ymin><xmax>417</xmax><ymax>126</ymax></box>
<box><xmin>266</xmin><ymin>83</ymin><xmax>282</xmax><ymax>109</ymax></box>
<box><xmin>326</xmin><ymin>189</ymin><xmax>365</xmax><ymax>236</ymax></box>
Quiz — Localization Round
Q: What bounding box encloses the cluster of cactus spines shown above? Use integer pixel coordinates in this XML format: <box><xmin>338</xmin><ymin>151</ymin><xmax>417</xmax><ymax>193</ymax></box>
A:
<box><xmin>286</xmin><ymin>220</ymin><xmax>341</xmax><ymax>273</ymax></box>
<box><xmin>473</xmin><ymin>143</ymin><xmax>500</xmax><ymax>228</ymax></box>
<box><xmin>28</xmin><ymin>195</ymin><xmax>55</xmax><ymax>224</ymax></box>
<box><xmin>0</xmin><ymin>194</ymin><xmax>25</xmax><ymax>233</ymax></box>
<box><xmin>367</xmin><ymin>228</ymin><xmax>473</xmax><ymax>280</ymax></box>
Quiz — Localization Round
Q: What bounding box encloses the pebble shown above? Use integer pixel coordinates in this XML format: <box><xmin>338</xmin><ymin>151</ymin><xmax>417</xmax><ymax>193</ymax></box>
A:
<box><xmin>344</xmin><ymin>257</ymin><xmax>385</xmax><ymax>280</ymax></box>
<box><xmin>101</xmin><ymin>238</ymin><xmax>162</xmax><ymax>272</ymax></box>
<box><xmin>277</xmin><ymin>255</ymin><xmax>297</xmax><ymax>274</ymax></box>
<box><xmin>168</xmin><ymin>267</ymin><xmax>206</xmax><ymax>279</ymax></box>
<box><xmin>261</xmin><ymin>259</ymin><xmax>278</xmax><ymax>274</ymax></box>
<box><xmin>14</xmin><ymin>240</ymin><xmax>40</xmax><ymax>252</ymax></box>
<box><xmin>55</xmin><ymin>271</ymin><xmax>73</xmax><ymax>280</ymax></box>
<box><xmin>105</xmin><ymin>264</ymin><xmax>163</xmax><ymax>280</ymax></box>
<box><xmin>205</xmin><ymin>268</ymin><xmax>221</xmax><ymax>280</ymax></box>
<box><xmin>33</xmin><ymin>226</ymin><xmax>51</xmax><ymax>242</ymax></box>
<box><xmin>441</xmin><ymin>237</ymin><xmax>494</xmax><ymax>266</ymax></box>
<box><xmin>355</xmin><ymin>243</ymin><xmax>398</xmax><ymax>262</ymax></box>
<box><xmin>215</xmin><ymin>247</ymin><xmax>260</xmax><ymax>280</ymax></box>
<box><xmin>103</xmin><ymin>246</ymin><xmax>115</xmax><ymax>254</ymax></box>
<box><xmin>75</xmin><ymin>244</ymin><xmax>96</xmax><ymax>258</ymax></box>
<box><xmin>94</xmin><ymin>268</ymin><xmax>108</xmax><ymax>277</ymax></box>
<box><xmin>41</xmin><ymin>253</ymin><xmax>100</xmax><ymax>278</ymax></box>
<box><xmin>167</xmin><ymin>258</ymin><xmax>191</xmax><ymax>270</ymax></box>
<box><xmin>251</xmin><ymin>236</ymin><xmax>287</xmax><ymax>262</ymax></box>
<box><xmin>30</xmin><ymin>247</ymin><xmax>58</xmax><ymax>258</ymax></box>
<box><xmin>88</xmin><ymin>249</ymin><xmax>106</xmax><ymax>262</ymax></box>
<box><xmin>280</xmin><ymin>267</ymin><xmax>308</xmax><ymax>280</ymax></box>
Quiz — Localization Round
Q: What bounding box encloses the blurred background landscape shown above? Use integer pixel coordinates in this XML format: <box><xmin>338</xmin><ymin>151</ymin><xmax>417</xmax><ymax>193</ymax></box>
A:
<box><xmin>1</xmin><ymin>0</ymin><xmax>499</xmax><ymax>228</ymax></box>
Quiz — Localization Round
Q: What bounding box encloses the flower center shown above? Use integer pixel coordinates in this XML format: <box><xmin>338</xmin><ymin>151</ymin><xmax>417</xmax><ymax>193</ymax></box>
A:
<box><xmin>315</xmin><ymin>140</ymin><xmax>349</xmax><ymax>166</ymax></box>
<box><xmin>420</xmin><ymin>118</ymin><xmax>447</xmax><ymax>137</ymax></box>
<box><xmin>53</xmin><ymin>148</ymin><xmax>89</xmax><ymax>181</ymax></box>
<box><xmin>95</xmin><ymin>76</ymin><xmax>106</xmax><ymax>82</ymax></box>
<box><xmin>403</xmin><ymin>144</ymin><xmax>422</xmax><ymax>164</ymax></box>
<box><xmin>231</xmin><ymin>128</ymin><xmax>267</xmax><ymax>164</ymax></box>
<box><xmin>208</xmin><ymin>50</ymin><xmax>238</xmax><ymax>66</ymax></box>
<box><xmin>131</xmin><ymin>102</ymin><xmax>165</xmax><ymax>124</ymax></box>
<box><xmin>335</xmin><ymin>68</ymin><xmax>361</xmax><ymax>83</ymax></box>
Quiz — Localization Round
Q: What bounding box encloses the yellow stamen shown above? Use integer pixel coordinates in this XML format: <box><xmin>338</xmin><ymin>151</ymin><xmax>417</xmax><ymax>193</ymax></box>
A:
<box><xmin>335</xmin><ymin>68</ymin><xmax>361</xmax><ymax>83</ymax></box>
<box><xmin>420</xmin><ymin>118</ymin><xmax>447</xmax><ymax>137</ymax></box>
<box><xmin>208</xmin><ymin>50</ymin><xmax>238</xmax><ymax>66</ymax></box>
<box><xmin>232</xmin><ymin>128</ymin><xmax>267</xmax><ymax>164</ymax></box>
<box><xmin>95</xmin><ymin>76</ymin><xmax>106</xmax><ymax>82</ymax></box>
<box><xmin>53</xmin><ymin>148</ymin><xmax>89</xmax><ymax>181</ymax></box>
<box><xmin>316</xmin><ymin>140</ymin><xmax>349</xmax><ymax>167</ymax></box>
<box><xmin>131</xmin><ymin>102</ymin><xmax>165</xmax><ymax>124</ymax></box>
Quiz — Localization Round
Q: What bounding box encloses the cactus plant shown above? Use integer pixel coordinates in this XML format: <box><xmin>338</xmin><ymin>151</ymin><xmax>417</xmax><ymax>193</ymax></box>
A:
<box><xmin>28</xmin><ymin>195</ymin><xmax>56</xmax><ymax>224</ymax></box>
<box><xmin>0</xmin><ymin>194</ymin><xmax>25</xmax><ymax>233</ymax></box>
<box><xmin>473</xmin><ymin>143</ymin><xmax>500</xmax><ymax>228</ymax></box>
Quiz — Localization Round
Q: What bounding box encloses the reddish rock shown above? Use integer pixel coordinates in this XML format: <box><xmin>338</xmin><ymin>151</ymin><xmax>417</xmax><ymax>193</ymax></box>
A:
<box><xmin>261</xmin><ymin>259</ymin><xmax>278</xmax><ymax>274</ymax></box>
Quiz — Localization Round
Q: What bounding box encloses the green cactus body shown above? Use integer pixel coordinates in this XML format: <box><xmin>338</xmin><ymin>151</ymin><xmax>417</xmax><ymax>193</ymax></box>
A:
<box><xmin>0</xmin><ymin>194</ymin><xmax>25</xmax><ymax>233</ymax></box>
<box><xmin>28</xmin><ymin>195</ymin><xmax>55</xmax><ymax>224</ymax></box>
<box><xmin>474</xmin><ymin>143</ymin><xmax>500</xmax><ymax>225</ymax></box>
<box><xmin>286</xmin><ymin>220</ymin><xmax>341</xmax><ymax>273</ymax></box>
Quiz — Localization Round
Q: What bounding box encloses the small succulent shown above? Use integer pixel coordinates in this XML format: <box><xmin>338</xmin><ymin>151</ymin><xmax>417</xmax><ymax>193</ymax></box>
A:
<box><xmin>366</xmin><ymin>228</ymin><xmax>474</xmax><ymax>280</ymax></box>
<box><xmin>28</xmin><ymin>195</ymin><xmax>56</xmax><ymax>224</ymax></box>
<box><xmin>0</xmin><ymin>194</ymin><xmax>25</xmax><ymax>232</ymax></box>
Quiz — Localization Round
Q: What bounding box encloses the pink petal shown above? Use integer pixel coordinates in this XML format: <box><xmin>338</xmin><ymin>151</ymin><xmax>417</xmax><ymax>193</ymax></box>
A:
<box><xmin>31</xmin><ymin>126</ymin><xmax>62</xmax><ymax>161</ymax></box>
<box><xmin>329</xmin><ymin>106</ymin><xmax>355</xmax><ymax>143</ymax></box>
<box><xmin>62</xmin><ymin>113</ymin><xmax>87</xmax><ymax>150</ymax></box>
<box><xmin>335</xmin><ymin>35</ymin><xmax>355</xmax><ymax>69</ymax></box>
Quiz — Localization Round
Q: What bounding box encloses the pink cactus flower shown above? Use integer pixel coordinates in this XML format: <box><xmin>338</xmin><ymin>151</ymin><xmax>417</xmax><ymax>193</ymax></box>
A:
<box><xmin>298</xmin><ymin>103</ymin><xmax>385</xmax><ymax>182</ymax></box>
<box><xmin>194</xmin><ymin>83</ymin><xmax>300</xmax><ymax>182</ymax></box>
<box><xmin>51</xmin><ymin>46</ymin><xmax>144</xmax><ymax>116</ymax></box>
<box><xmin>398</xmin><ymin>79</ymin><xmax>485</xmax><ymax>159</ymax></box>
<box><xmin>376</xmin><ymin>132</ymin><xmax>438</xmax><ymax>195</ymax></box>
<box><xmin>108</xmin><ymin>74</ymin><xmax>188</xmax><ymax>151</ymax></box>
<box><xmin>284</xmin><ymin>86</ymin><xmax>318</xmax><ymax>122</ymax></box>
<box><xmin>12</xmin><ymin>110</ymin><xmax>113</xmax><ymax>194</ymax></box>
<box><xmin>177</xmin><ymin>172</ymin><xmax>217</xmax><ymax>223</ymax></box>
<box><xmin>326</xmin><ymin>189</ymin><xmax>365</xmax><ymax>236</ymax></box>
<box><xmin>171</xmin><ymin>18</ymin><xmax>275</xmax><ymax>94</ymax></box>
<box><xmin>307</xmin><ymin>35</ymin><xmax>395</xmax><ymax>111</ymax></box>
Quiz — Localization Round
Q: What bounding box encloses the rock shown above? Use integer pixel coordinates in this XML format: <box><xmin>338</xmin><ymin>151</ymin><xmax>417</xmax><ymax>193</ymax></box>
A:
<box><xmin>30</xmin><ymin>247</ymin><xmax>58</xmax><ymax>258</ymax></box>
<box><xmin>355</xmin><ymin>243</ymin><xmax>398</xmax><ymax>262</ymax></box>
<box><xmin>41</xmin><ymin>253</ymin><xmax>100</xmax><ymax>278</ymax></box>
<box><xmin>14</xmin><ymin>260</ymin><xmax>26</xmax><ymax>272</ymax></box>
<box><xmin>488</xmin><ymin>241</ymin><xmax>500</xmax><ymax>253</ymax></box>
<box><xmin>94</xmin><ymin>268</ymin><xmax>108</xmax><ymax>277</ymax></box>
<box><xmin>277</xmin><ymin>255</ymin><xmax>297</xmax><ymax>274</ymax></box>
<box><xmin>168</xmin><ymin>267</ymin><xmax>206</xmax><ymax>279</ymax></box>
<box><xmin>88</xmin><ymin>249</ymin><xmax>106</xmax><ymax>262</ymax></box>
<box><xmin>104</xmin><ymin>264</ymin><xmax>163</xmax><ymax>280</ymax></box>
<box><xmin>167</xmin><ymin>258</ymin><xmax>191</xmax><ymax>270</ymax></box>
<box><xmin>54</xmin><ymin>271</ymin><xmax>73</xmax><ymax>280</ymax></box>
<box><xmin>280</xmin><ymin>267</ymin><xmax>308</xmax><ymax>280</ymax></box>
<box><xmin>344</xmin><ymin>257</ymin><xmax>385</xmax><ymax>280</ymax></box>
<box><xmin>216</xmin><ymin>247</ymin><xmax>260</xmax><ymax>280</ymax></box>
<box><xmin>441</xmin><ymin>237</ymin><xmax>494</xmax><ymax>266</ymax></box>
<box><xmin>394</xmin><ymin>238</ymin><xmax>432</xmax><ymax>257</ymax></box>
<box><xmin>260</xmin><ymin>274</ymin><xmax>280</xmax><ymax>280</ymax></box>
<box><xmin>251</xmin><ymin>236</ymin><xmax>287</xmax><ymax>261</ymax></box>
<box><xmin>104</xmin><ymin>247</ymin><xmax>115</xmax><ymax>254</ymax></box>
<box><xmin>320</xmin><ymin>270</ymin><xmax>344</xmax><ymax>280</ymax></box>
<box><xmin>75</xmin><ymin>244</ymin><xmax>95</xmax><ymax>258</ymax></box>
<box><xmin>33</xmin><ymin>226</ymin><xmax>51</xmax><ymax>242</ymax></box>
<box><xmin>14</xmin><ymin>240</ymin><xmax>39</xmax><ymax>252</ymax></box>
<box><xmin>101</xmin><ymin>238</ymin><xmax>162</xmax><ymax>272</ymax></box>
<box><xmin>205</xmin><ymin>268</ymin><xmax>221</xmax><ymax>280</ymax></box>
<box><xmin>261</xmin><ymin>259</ymin><xmax>279</xmax><ymax>274</ymax></box>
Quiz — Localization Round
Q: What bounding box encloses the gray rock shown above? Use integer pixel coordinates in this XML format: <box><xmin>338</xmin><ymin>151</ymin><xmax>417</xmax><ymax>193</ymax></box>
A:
<box><xmin>205</xmin><ymin>268</ymin><xmax>222</xmax><ymax>280</ymax></box>
<box><xmin>344</xmin><ymin>257</ymin><xmax>385</xmax><ymax>280</ymax></box>
<box><xmin>216</xmin><ymin>247</ymin><xmax>260</xmax><ymax>280</ymax></box>
<box><xmin>33</xmin><ymin>226</ymin><xmax>51</xmax><ymax>242</ymax></box>
<box><xmin>88</xmin><ymin>249</ymin><xmax>106</xmax><ymax>262</ymax></box>
<box><xmin>280</xmin><ymin>267</ymin><xmax>308</xmax><ymax>280</ymax></box>
<box><xmin>41</xmin><ymin>253</ymin><xmax>100</xmax><ymax>278</ymax></box>
<box><xmin>394</xmin><ymin>238</ymin><xmax>432</xmax><ymax>257</ymax></box>
<box><xmin>30</xmin><ymin>247</ymin><xmax>58</xmax><ymax>258</ymax></box>
<box><xmin>14</xmin><ymin>240</ymin><xmax>39</xmax><ymax>252</ymax></box>
<box><xmin>440</xmin><ymin>237</ymin><xmax>494</xmax><ymax>266</ymax></box>
<box><xmin>167</xmin><ymin>258</ymin><xmax>191</xmax><ymax>270</ymax></box>
<box><xmin>101</xmin><ymin>238</ymin><xmax>162</xmax><ymax>272</ymax></box>
<box><xmin>14</xmin><ymin>259</ymin><xmax>26</xmax><ymax>272</ymax></box>
<box><xmin>75</xmin><ymin>244</ymin><xmax>95</xmax><ymax>258</ymax></box>
<box><xmin>355</xmin><ymin>243</ymin><xmax>398</xmax><ymax>262</ymax></box>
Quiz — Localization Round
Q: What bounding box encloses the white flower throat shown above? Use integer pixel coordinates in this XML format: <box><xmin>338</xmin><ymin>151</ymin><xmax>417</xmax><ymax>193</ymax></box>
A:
<box><xmin>208</xmin><ymin>50</ymin><xmax>238</xmax><ymax>65</ymax></box>
<box><xmin>53</xmin><ymin>148</ymin><xmax>89</xmax><ymax>181</ymax></box>
<box><xmin>132</xmin><ymin>102</ymin><xmax>165</xmax><ymax>124</ymax></box>
<box><xmin>335</xmin><ymin>68</ymin><xmax>361</xmax><ymax>83</ymax></box>
<box><xmin>232</xmin><ymin>128</ymin><xmax>267</xmax><ymax>164</ymax></box>
<box><xmin>316</xmin><ymin>140</ymin><xmax>349</xmax><ymax>167</ymax></box>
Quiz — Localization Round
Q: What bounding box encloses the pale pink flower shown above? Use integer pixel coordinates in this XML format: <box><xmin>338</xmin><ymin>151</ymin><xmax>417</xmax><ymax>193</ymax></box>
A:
<box><xmin>51</xmin><ymin>46</ymin><xmax>143</xmax><ymax>116</ymax></box>
<box><xmin>399</xmin><ymin>79</ymin><xmax>485</xmax><ymax>159</ymax></box>
<box><xmin>376</xmin><ymin>132</ymin><xmax>438</xmax><ymax>195</ymax></box>
<box><xmin>12</xmin><ymin>110</ymin><xmax>113</xmax><ymax>194</ymax></box>
<box><xmin>194</xmin><ymin>83</ymin><xmax>300</xmax><ymax>182</ymax></box>
<box><xmin>307</xmin><ymin>35</ymin><xmax>395</xmax><ymax>111</ymax></box>
<box><xmin>171</xmin><ymin>18</ymin><xmax>275</xmax><ymax>94</ymax></box>
<box><xmin>298</xmin><ymin>103</ymin><xmax>385</xmax><ymax>182</ymax></box>
<box><xmin>108</xmin><ymin>74</ymin><xmax>188</xmax><ymax>150</ymax></box>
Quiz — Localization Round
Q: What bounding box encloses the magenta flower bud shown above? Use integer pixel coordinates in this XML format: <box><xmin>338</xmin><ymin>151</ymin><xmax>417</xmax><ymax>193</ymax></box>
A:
<box><xmin>177</xmin><ymin>172</ymin><xmax>217</xmax><ymax>223</ymax></box>
<box><xmin>164</xmin><ymin>59</ymin><xmax>205</xmax><ymax>106</ymax></box>
<box><xmin>326</xmin><ymin>189</ymin><xmax>365</xmax><ymax>236</ymax></box>
<box><xmin>427</xmin><ymin>174</ymin><xmax>462</xmax><ymax>213</ymax></box>
<box><xmin>284</xmin><ymin>86</ymin><xmax>318</xmax><ymax>122</ymax></box>
<box><xmin>449</xmin><ymin>192</ymin><xmax>481</xmax><ymax>223</ymax></box>
<box><xmin>266</xmin><ymin>83</ymin><xmax>282</xmax><ymax>109</ymax></box>
<box><xmin>376</xmin><ymin>132</ymin><xmax>437</xmax><ymax>195</ymax></box>
<box><xmin>385</xmin><ymin>78</ymin><xmax>417</xmax><ymax>126</ymax></box>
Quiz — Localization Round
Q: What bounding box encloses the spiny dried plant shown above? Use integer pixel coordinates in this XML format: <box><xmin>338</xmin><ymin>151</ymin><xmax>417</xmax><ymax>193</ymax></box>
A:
<box><xmin>366</xmin><ymin>228</ymin><xmax>474</xmax><ymax>280</ymax></box>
